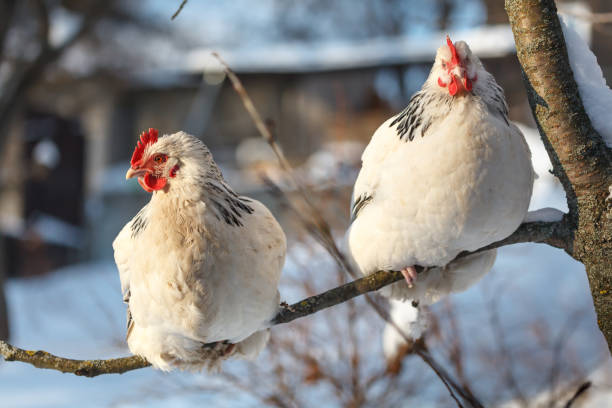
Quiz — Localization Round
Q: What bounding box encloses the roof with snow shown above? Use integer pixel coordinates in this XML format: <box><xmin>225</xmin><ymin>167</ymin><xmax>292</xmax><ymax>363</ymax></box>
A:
<box><xmin>136</xmin><ymin>10</ymin><xmax>589</xmax><ymax>80</ymax></box>
<box><xmin>185</xmin><ymin>25</ymin><xmax>517</xmax><ymax>74</ymax></box>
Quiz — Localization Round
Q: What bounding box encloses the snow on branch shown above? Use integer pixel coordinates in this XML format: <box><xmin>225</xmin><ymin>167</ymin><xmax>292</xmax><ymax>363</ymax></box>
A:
<box><xmin>524</xmin><ymin>208</ymin><xmax>565</xmax><ymax>223</ymax></box>
<box><xmin>0</xmin><ymin>218</ymin><xmax>571</xmax><ymax>377</ymax></box>
<box><xmin>560</xmin><ymin>15</ymin><xmax>612</xmax><ymax>148</ymax></box>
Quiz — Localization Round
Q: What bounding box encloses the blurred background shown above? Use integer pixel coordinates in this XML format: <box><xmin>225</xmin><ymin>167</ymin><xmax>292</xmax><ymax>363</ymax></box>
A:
<box><xmin>0</xmin><ymin>0</ymin><xmax>611</xmax><ymax>407</ymax></box>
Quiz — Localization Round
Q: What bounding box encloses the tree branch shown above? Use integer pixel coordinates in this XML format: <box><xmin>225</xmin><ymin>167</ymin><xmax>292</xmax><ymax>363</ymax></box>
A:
<box><xmin>0</xmin><ymin>341</ymin><xmax>150</xmax><ymax>377</ymax></box>
<box><xmin>171</xmin><ymin>0</ymin><xmax>188</xmax><ymax>20</ymax></box>
<box><xmin>0</xmin><ymin>219</ymin><xmax>570</xmax><ymax>377</ymax></box>
<box><xmin>274</xmin><ymin>219</ymin><xmax>570</xmax><ymax>324</ymax></box>
<box><xmin>505</xmin><ymin>0</ymin><xmax>612</xmax><ymax>352</ymax></box>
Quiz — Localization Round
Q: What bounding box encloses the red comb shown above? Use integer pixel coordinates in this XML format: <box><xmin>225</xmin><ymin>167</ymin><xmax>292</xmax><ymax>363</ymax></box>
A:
<box><xmin>446</xmin><ymin>35</ymin><xmax>460</xmax><ymax>66</ymax></box>
<box><xmin>130</xmin><ymin>128</ymin><xmax>159</xmax><ymax>167</ymax></box>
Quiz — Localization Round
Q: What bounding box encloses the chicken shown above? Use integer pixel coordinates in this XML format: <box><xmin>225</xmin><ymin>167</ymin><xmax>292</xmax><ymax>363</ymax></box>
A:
<box><xmin>344</xmin><ymin>36</ymin><xmax>534</xmax><ymax>346</ymax></box>
<box><xmin>113</xmin><ymin>129</ymin><xmax>286</xmax><ymax>371</ymax></box>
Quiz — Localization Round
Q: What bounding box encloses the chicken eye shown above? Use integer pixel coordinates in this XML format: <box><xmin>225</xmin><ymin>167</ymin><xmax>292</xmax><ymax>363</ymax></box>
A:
<box><xmin>442</xmin><ymin>61</ymin><xmax>447</xmax><ymax>69</ymax></box>
<box><xmin>154</xmin><ymin>154</ymin><xmax>167</xmax><ymax>163</ymax></box>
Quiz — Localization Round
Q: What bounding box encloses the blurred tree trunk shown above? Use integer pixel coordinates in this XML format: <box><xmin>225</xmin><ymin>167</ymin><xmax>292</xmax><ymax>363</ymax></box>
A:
<box><xmin>0</xmin><ymin>0</ymin><xmax>18</xmax><ymax>341</ymax></box>
<box><xmin>436</xmin><ymin>0</ymin><xmax>454</xmax><ymax>30</ymax></box>
<box><xmin>0</xmin><ymin>237</ymin><xmax>8</xmax><ymax>340</ymax></box>
<box><xmin>506</xmin><ymin>0</ymin><xmax>612</xmax><ymax>352</ymax></box>
<box><xmin>0</xmin><ymin>1</ymin><xmax>17</xmax><ymax>52</ymax></box>
<box><xmin>484</xmin><ymin>0</ymin><xmax>509</xmax><ymax>24</ymax></box>
<box><xmin>0</xmin><ymin>0</ymin><xmax>112</xmax><ymax>341</ymax></box>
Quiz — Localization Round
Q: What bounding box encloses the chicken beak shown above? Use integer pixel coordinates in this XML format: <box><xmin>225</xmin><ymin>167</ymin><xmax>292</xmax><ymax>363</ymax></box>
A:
<box><xmin>126</xmin><ymin>167</ymin><xmax>146</xmax><ymax>180</ymax></box>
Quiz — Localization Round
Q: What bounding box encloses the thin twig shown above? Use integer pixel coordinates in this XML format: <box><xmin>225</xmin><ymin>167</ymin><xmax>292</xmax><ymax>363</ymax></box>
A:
<box><xmin>0</xmin><ymin>341</ymin><xmax>149</xmax><ymax>376</ymax></box>
<box><xmin>213</xmin><ymin>53</ymin><xmax>338</xmax><ymax>253</ymax></box>
<box><xmin>360</xmin><ymin>290</ymin><xmax>468</xmax><ymax>407</ymax></box>
<box><xmin>443</xmin><ymin>300</ymin><xmax>480</xmax><ymax>404</ymax></box>
<box><xmin>563</xmin><ymin>381</ymin><xmax>591</xmax><ymax>408</ymax></box>
<box><xmin>486</xmin><ymin>292</ymin><xmax>527</xmax><ymax>406</ymax></box>
<box><xmin>547</xmin><ymin>313</ymin><xmax>584</xmax><ymax>407</ymax></box>
<box><xmin>171</xmin><ymin>0</ymin><xmax>188</xmax><ymax>20</ymax></box>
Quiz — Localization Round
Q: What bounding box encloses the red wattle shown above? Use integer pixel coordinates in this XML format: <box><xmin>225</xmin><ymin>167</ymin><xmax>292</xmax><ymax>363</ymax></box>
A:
<box><xmin>137</xmin><ymin>177</ymin><xmax>153</xmax><ymax>193</ymax></box>
<box><xmin>448</xmin><ymin>76</ymin><xmax>459</xmax><ymax>96</ymax></box>
<box><xmin>143</xmin><ymin>173</ymin><xmax>167</xmax><ymax>192</ymax></box>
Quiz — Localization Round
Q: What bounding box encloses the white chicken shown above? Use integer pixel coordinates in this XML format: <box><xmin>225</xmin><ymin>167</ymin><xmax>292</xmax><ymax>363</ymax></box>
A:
<box><xmin>344</xmin><ymin>37</ymin><xmax>534</xmax><ymax>355</ymax></box>
<box><xmin>113</xmin><ymin>129</ymin><xmax>286</xmax><ymax>371</ymax></box>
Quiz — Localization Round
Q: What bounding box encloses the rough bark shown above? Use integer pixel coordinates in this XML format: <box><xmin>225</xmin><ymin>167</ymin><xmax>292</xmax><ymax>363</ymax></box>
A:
<box><xmin>0</xmin><ymin>220</ymin><xmax>570</xmax><ymax>376</ymax></box>
<box><xmin>506</xmin><ymin>0</ymin><xmax>612</xmax><ymax>352</ymax></box>
<box><xmin>0</xmin><ymin>341</ymin><xmax>150</xmax><ymax>377</ymax></box>
<box><xmin>0</xmin><ymin>0</ymin><xmax>18</xmax><ymax>342</ymax></box>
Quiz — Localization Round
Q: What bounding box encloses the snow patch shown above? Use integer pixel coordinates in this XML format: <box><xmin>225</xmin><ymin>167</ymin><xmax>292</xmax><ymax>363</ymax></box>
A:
<box><xmin>30</xmin><ymin>214</ymin><xmax>84</xmax><ymax>249</ymax></box>
<box><xmin>184</xmin><ymin>25</ymin><xmax>515</xmax><ymax>73</ymax></box>
<box><xmin>515</xmin><ymin>122</ymin><xmax>568</xmax><ymax>212</ymax></box>
<box><xmin>382</xmin><ymin>299</ymin><xmax>428</xmax><ymax>362</ymax></box>
<box><xmin>524</xmin><ymin>207</ymin><xmax>565</xmax><ymax>223</ymax></box>
<box><xmin>560</xmin><ymin>16</ymin><xmax>612</xmax><ymax>148</ymax></box>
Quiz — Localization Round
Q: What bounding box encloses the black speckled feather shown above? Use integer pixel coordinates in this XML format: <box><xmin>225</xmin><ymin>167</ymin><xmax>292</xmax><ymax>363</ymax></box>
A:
<box><xmin>130</xmin><ymin>208</ymin><xmax>148</xmax><ymax>238</ymax></box>
<box><xmin>389</xmin><ymin>91</ymin><xmax>450</xmax><ymax>142</ymax></box>
<box><xmin>206</xmin><ymin>181</ymin><xmax>254</xmax><ymax>227</ymax></box>
<box><xmin>350</xmin><ymin>193</ymin><xmax>373</xmax><ymax>222</ymax></box>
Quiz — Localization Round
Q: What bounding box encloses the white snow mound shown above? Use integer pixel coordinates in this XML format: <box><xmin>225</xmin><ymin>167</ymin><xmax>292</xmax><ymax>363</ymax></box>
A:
<box><xmin>560</xmin><ymin>16</ymin><xmax>612</xmax><ymax>148</ymax></box>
